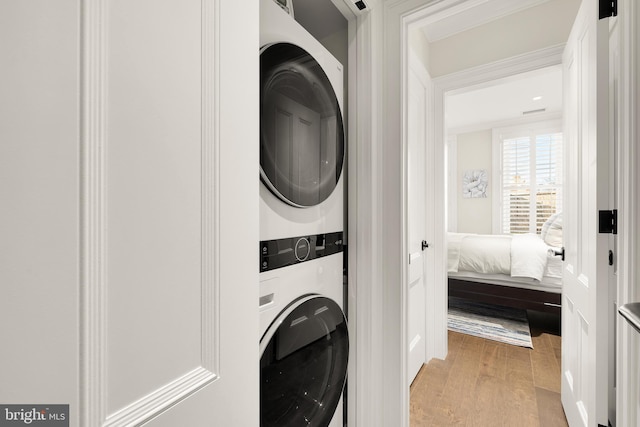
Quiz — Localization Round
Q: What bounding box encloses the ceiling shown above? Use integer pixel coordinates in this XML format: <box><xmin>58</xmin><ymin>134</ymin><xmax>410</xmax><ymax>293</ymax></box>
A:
<box><xmin>445</xmin><ymin>65</ymin><xmax>563</xmax><ymax>132</ymax></box>
<box><xmin>295</xmin><ymin>0</ymin><xmax>550</xmax><ymax>42</ymax></box>
<box><xmin>420</xmin><ymin>0</ymin><xmax>550</xmax><ymax>42</ymax></box>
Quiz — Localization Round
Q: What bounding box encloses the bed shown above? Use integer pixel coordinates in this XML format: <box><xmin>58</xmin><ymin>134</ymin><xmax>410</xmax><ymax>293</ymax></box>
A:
<box><xmin>447</xmin><ymin>230</ymin><xmax>564</xmax><ymax>314</ymax></box>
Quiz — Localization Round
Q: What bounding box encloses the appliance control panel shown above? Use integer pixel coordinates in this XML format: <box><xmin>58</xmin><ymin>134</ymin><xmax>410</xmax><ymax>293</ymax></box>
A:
<box><xmin>260</xmin><ymin>232</ymin><xmax>343</xmax><ymax>272</ymax></box>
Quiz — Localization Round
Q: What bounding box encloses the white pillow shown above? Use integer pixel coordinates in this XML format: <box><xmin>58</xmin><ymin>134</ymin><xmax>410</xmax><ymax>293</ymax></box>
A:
<box><xmin>541</xmin><ymin>212</ymin><xmax>563</xmax><ymax>247</ymax></box>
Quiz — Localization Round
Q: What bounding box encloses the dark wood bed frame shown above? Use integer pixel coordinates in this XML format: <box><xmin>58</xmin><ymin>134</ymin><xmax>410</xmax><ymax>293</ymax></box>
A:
<box><xmin>448</xmin><ymin>277</ymin><xmax>561</xmax><ymax>315</ymax></box>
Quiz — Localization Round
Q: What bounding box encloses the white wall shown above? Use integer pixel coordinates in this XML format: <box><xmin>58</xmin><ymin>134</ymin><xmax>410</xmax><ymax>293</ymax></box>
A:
<box><xmin>0</xmin><ymin>1</ymin><xmax>80</xmax><ymax>414</ymax></box>
<box><xmin>455</xmin><ymin>130</ymin><xmax>493</xmax><ymax>234</ymax></box>
<box><xmin>409</xmin><ymin>28</ymin><xmax>431</xmax><ymax>72</ymax></box>
<box><xmin>429</xmin><ymin>0</ymin><xmax>581</xmax><ymax>77</ymax></box>
<box><xmin>428</xmin><ymin>0</ymin><xmax>580</xmax><ymax>235</ymax></box>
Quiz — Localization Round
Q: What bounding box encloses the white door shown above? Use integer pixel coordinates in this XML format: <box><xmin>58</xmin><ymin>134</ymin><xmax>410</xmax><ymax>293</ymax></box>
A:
<box><xmin>407</xmin><ymin>53</ymin><xmax>429</xmax><ymax>385</ymax></box>
<box><xmin>0</xmin><ymin>1</ymin><xmax>259</xmax><ymax>426</ymax></box>
<box><xmin>561</xmin><ymin>0</ymin><xmax>613</xmax><ymax>425</ymax></box>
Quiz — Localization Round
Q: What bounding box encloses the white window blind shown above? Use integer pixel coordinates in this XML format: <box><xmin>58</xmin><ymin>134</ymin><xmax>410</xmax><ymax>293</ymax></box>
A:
<box><xmin>501</xmin><ymin>131</ymin><xmax>562</xmax><ymax>234</ymax></box>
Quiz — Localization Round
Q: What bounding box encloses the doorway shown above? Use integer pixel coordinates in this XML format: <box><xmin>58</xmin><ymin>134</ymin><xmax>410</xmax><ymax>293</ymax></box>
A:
<box><xmin>404</xmin><ymin>0</ymin><xmax>577</xmax><ymax>424</ymax></box>
<box><xmin>410</xmin><ymin>63</ymin><xmax>567</xmax><ymax>424</ymax></box>
<box><xmin>402</xmin><ymin>0</ymin><xmax>616</xmax><ymax>426</ymax></box>
<box><xmin>405</xmin><ymin>0</ymin><xmax>572</xmax><ymax>370</ymax></box>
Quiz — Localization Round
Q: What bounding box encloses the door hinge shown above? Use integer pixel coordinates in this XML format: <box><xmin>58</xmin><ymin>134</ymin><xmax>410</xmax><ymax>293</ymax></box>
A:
<box><xmin>599</xmin><ymin>0</ymin><xmax>617</xmax><ymax>19</ymax></box>
<box><xmin>599</xmin><ymin>209</ymin><xmax>618</xmax><ymax>234</ymax></box>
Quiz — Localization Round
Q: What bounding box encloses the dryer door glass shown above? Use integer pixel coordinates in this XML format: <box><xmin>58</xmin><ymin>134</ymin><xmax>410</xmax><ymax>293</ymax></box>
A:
<box><xmin>260</xmin><ymin>296</ymin><xmax>348</xmax><ymax>427</ymax></box>
<box><xmin>260</xmin><ymin>43</ymin><xmax>344</xmax><ymax>208</ymax></box>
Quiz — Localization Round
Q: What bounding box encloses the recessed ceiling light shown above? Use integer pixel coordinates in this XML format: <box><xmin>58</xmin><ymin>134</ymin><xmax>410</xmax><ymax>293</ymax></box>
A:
<box><xmin>533</xmin><ymin>96</ymin><xmax>543</xmax><ymax>101</ymax></box>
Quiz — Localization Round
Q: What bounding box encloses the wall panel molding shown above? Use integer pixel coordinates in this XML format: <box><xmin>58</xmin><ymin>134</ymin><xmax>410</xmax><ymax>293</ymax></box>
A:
<box><xmin>104</xmin><ymin>368</ymin><xmax>214</xmax><ymax>427</ymax></box>
<box><xmin>80</xmin><ymin>0</ymin><xmax>108</xmax><ymax>425</ymax></box>
<box><xmin>201</xmin><ymin>0</ymin><xmax>221</xmax><ymax>377</ymax></box>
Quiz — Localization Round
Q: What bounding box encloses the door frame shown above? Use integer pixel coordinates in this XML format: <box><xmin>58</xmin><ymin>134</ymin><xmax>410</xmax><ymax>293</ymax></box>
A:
<box><xmin>614</xmin><ymin>0</ymin><xmax>640</xmax><ymax>425</ymax></box>
<box><xmin>344</xmin><ymin>0</ymin><xmax>639</xmax><ymax>425</ymax></box>
<box><xmin>344</xmin><ymin>1</ymin><xmax>466</xmax><ymax>425</ymax></box>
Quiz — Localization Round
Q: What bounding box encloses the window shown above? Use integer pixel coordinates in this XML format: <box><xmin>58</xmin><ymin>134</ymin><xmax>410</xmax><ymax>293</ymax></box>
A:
<box><xmin>494</xmin><ymin>123</ymin><xmax>563</xmax><ymax>235</ymax></box>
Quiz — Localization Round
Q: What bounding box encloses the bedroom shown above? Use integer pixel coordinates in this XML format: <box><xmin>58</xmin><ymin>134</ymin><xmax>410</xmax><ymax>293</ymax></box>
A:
<box><xmin>445</xmin><ymin>66</ymin><xmax>565</xmax><ymax>316</ymax></box>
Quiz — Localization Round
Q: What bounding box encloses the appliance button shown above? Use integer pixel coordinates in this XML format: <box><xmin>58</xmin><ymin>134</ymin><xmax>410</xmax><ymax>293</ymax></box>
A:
<box><xmin>295</xmin><ymin>237</ymin><xmax>311</xmax><ymax>262</ymax></box>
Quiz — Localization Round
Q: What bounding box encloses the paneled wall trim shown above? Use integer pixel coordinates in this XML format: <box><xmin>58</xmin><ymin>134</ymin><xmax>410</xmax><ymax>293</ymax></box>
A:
<box><xmin>80</xmin><ymin>1</ymin><xmax>221</xmax><ymax>425</ymax></box>
<box><xmin>80</xmin><ymin>0</ymin><xmax>108</xmax><ymax>424</ymax></box>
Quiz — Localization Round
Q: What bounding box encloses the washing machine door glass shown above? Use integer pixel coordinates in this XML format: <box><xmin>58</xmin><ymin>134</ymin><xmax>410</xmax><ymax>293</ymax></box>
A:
<box><xmin>260</xmin><ymin>296</ymin><xmax>348</xmax><ymax>427</ymax></box>
<box><xmin>260</xmin><ymin>43</ymin><xmax>345</xmax><ymax>208</ymax></box>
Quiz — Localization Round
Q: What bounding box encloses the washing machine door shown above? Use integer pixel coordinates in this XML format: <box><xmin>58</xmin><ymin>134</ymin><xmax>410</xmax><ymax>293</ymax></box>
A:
<box><xmin>260</xmin><ymin>295</ymin><xmax>348</xmax><ymax>427</ymax></box>
<box><xmin>260</xmin><ymin>42</ymin><xmax>345</xmax><ymax>208</ymax></box>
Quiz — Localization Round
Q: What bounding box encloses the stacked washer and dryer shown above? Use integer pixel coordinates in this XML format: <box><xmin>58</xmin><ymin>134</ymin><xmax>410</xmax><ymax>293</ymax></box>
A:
<box><xmin>259</xmin><ymin>0</ymin><xmax>349</xmax><ymax>426</ymax></box>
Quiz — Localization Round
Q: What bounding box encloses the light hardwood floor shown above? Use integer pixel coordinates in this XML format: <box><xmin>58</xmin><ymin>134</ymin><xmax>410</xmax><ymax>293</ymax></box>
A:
<box><xmin>410</xmin><ymin>311</ymin><xmax>566</xmax><ymax>426</ymax></box>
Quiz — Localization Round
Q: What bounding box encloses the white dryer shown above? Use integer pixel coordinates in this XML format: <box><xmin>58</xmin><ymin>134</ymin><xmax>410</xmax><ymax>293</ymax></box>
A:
<box><xmin>259</xmin><ymin>1</ymin><xmax>348</xmax><ymax>426</ymax></box>
<box><xmin>259</xmin><ymin>0</ymin><xmax>345</xmax><ymax>244</ymax></box>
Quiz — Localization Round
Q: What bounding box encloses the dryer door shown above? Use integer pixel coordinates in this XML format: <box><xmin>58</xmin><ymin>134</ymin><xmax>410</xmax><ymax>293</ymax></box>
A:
<box><xmin>260</xmin><ymin>43</ymin><xmax>345</xmax><ymax>208</ymax></box>
<box><xmin>260</xmin><ymin>295</ymin><xmax>348</xmax><ymax>427</ymax></box>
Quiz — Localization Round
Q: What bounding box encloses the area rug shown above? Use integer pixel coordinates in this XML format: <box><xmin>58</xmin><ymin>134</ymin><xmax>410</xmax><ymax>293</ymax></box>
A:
<box><xmin>447</xmin><ymin>297</ymin><xmax>533</xmax><ymax>348</ymax></box>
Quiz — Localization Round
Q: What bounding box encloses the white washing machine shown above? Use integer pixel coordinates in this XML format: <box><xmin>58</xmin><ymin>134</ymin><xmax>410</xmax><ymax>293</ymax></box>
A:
<box><xmin>259</xmin><ymin>0</ymin><xmax>348</xmax><ymax>426</ymax></box>
<box><xmin>259</xmin><ymin>256</ymin><xmax>347</xmax><ymax>427</ymax></box>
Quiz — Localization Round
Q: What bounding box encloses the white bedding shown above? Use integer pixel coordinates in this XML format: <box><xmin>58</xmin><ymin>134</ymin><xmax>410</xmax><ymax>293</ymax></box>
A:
<box><xmin>457</xmin><ymin>234</ymin><xmax>511</xmax><ymax>275</ymax></box>
<box><xmin>448</xmin><ymin>232</ymin><xmax>557</xmax><ymax>282</ymax></box>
